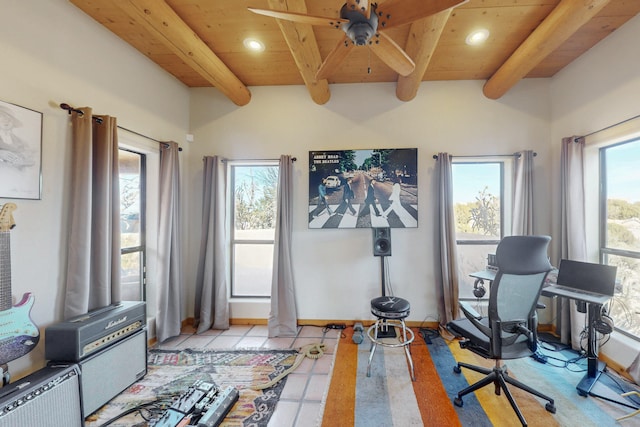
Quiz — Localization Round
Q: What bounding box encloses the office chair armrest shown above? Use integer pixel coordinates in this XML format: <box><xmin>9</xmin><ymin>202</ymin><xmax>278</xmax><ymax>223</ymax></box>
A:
<box><xmin>500</xmin><ymin>320</ymin><xmax>534</xmax><ymax>341</ymax></box>
<box><xmin>459</xmin><ymin>301</ymin><xmax>482</xmax><ymax>320</ymax></box>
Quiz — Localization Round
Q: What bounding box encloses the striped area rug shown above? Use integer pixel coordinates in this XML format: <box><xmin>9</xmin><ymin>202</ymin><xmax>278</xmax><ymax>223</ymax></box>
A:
<box><xmin>322</xmin><ymin>327</ymin><xmax>632</xmax><ymax>426</ymax></box>
<box><xmin>323</xmin><ymin>329</ymin><xmax>461</xmax><ymax>427</ymax></box>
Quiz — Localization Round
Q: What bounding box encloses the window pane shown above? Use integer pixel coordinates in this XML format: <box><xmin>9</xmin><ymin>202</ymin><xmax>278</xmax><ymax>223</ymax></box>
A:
<box><xmin>119</xmin><ymin>150</ymin><xmax>142</xmax><ymax>247</ymax></box>
<box><xmin>233</xmin><ymin>165</ymin><xmax>278</xmax><ymax>240</ymax></box>
<box><xmin>605</xmin><ymin>140</ymin><xmax>640</xmax><ymax>252</ymax></box>
<box><xmin>121</xmin><ymin>251</ymin><xmax>142</xmax><ymax>301</ymax></box>
<box><xmin>606</xmin><ymin>254</ymin><xmax>640</xmax><ymax>336</ymax></box>
<box><xmin>230</xmin><ymin>162</ymin><xmax>279</xmax><ymax>298</ymax></box>
<box><xmin>232</xmin><ymin>244</ymin><xmax>274</xmax><ymax>297</ymax></box>
<box><xmin>452</xmin><ymin>163</ymin><xmax>502</xmax><ymax>241</ymax></box>
<box><xmin>457</xmin><ymin>243</ymin><xmax>498</xmax><ymax>299</ymax></box>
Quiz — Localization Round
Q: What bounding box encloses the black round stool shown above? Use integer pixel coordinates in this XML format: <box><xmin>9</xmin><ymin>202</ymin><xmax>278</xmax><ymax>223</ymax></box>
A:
<box><xmin>366</xmin><ymin>296</ymin><xmax>415</xmax><ymax>381</ymax></box>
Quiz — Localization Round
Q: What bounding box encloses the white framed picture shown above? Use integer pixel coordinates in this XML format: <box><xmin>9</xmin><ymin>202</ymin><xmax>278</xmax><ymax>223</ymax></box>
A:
<box><xmin>0</xmin><ymin>99</ymin><xmax>42</xmax><ymax>199</ymax></box>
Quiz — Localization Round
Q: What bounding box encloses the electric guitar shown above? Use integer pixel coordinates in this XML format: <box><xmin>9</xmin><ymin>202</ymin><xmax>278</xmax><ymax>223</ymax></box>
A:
<box><xmin>0</xmin><ymin>203</ymin><xmax>39</xmax><ymax>366</ymax></box>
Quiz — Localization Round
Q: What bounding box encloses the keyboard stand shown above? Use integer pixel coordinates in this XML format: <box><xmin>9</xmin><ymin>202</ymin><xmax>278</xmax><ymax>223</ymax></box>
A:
<box><xmin>576</xmin><ymin>302</ymin><xmax>606</xmax><ymax>396</ymax></box>
<box><xmin>573</xmin><ymin>302</ymin><xmax>639</xmax><ymax>411</ymax></box>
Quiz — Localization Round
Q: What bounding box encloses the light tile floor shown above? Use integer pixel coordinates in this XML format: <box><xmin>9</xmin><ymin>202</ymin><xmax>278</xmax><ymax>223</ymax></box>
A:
<box><xmin>153</xmin><ymin>324</ymin><xmax>341</xmax><ymax>427</ymax></box>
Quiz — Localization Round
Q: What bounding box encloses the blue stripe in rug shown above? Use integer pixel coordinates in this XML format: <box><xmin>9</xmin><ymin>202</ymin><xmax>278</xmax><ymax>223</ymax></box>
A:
<box><xmin>354</xmin><ymin>342</ymin><xmax>394</xmax><ymax>427</ymax></box>
<box><xmin>509</xmin><ymin>348</ymin><xmax>621</xmax><ymax>426</ymax></box>
<box><xmin>427</xmin><ymin>335</ymin><xmax>493</xmax><ymax>427</ymax></box>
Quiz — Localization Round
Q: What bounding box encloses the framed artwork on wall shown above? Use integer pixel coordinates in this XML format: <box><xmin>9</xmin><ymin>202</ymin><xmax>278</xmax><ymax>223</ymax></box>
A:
<box><xmin>308</xmin><ymin>148</ymin><xmax>418</xmax><ymax>229</ymax></box>
<box><xmin>0</xmin><ymin>100</ymin><xmax>42</xmax><ymax>200</ymax></box>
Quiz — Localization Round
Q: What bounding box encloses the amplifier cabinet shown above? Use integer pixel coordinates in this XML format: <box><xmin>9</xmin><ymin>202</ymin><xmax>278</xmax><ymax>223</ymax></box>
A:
<box><xmin>78</xmin><ymin>327</ymin><xmax>147</xmax><ymax>417</ymax></box>
<box><xmin>0</xmin><ymin>364</ymin><xmax>82</xmax><ymax>427</ymax></box>
<box><xmin>45</xmin><ymin>301</ymin><xmax>146</xmax><ymax>362</ymax></box>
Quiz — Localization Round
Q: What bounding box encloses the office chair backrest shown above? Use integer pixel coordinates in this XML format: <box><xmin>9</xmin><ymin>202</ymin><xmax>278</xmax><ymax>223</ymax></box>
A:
<box><xmin>490</xmin><ymin>236</ymin><xmax>552</xmax><ymax>325</ymax></box>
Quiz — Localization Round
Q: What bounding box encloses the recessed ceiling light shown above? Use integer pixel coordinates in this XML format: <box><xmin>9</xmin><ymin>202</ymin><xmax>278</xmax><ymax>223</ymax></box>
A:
<box><xmin>466</xmin><ymin>29</ymin><xmax>490</xmax><ymax>46</ymax></box>
<box><xmin>243</xmin><ymin>38</ymin><xmax>265</xmax><ymax>52</ymax></box>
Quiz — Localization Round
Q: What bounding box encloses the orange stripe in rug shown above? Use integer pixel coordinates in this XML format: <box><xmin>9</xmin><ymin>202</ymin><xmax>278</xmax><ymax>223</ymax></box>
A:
<box><xmin>322</xmin><ymin>332</ymin><xmax>357</xmax><ymax>427</ymax></box>
<box><xmin>412</xmin><ymin>329</ymin><xmax>462</xmax><ymax>427</ymax></box>
<box><xmin>447</xmin><ymin>339</ymin><xmax>560</xmax><ymax>427</ymax></box>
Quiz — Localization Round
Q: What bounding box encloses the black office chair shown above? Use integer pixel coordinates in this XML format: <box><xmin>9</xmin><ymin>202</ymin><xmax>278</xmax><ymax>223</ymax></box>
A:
<box><xmin>447</xmin><ymin>235</ymin><xmax>556</xmax><ymax>427</ymax></box>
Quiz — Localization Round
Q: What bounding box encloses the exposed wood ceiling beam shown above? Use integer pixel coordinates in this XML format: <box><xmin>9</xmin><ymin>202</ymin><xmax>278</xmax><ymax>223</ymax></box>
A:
<box><xmin>396</xmin><ymin>10</ymin><xmax>452</xmax><ymax>102</ymax></box>
<box><xmin>267</xmin><ymin>0</ymin><xmax>330</xmax><ymax>105</ymax></box>
<box><xmin>111</xmin><ymin>0</ymin><xmax>251</xmax><ymax>106</ymax></box>
<box><xmin>483</xmin><ymin>0</ymin><xmax>612</xmax><ymax>100</ymax></box>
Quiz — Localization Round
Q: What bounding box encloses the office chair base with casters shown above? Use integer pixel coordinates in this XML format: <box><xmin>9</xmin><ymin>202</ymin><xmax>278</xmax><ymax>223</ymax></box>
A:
<box><xmin>452</xmin><ymin>360</ymin><xmax>556</xmax><ymax>427</ymax></box>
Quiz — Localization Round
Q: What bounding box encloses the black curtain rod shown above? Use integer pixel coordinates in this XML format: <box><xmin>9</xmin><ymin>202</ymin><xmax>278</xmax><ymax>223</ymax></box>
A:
<box><xmin>432</xmin><ymin>152</ymin><xmax>536</xmax><ymax>159</ymax></box>
<box><xmin>219</xmin><ymin>157</ymin><xmax>297</xmax><ymax>162</ymax></box>
<box><xmin>575</xmin><ymin>112</ymin><xmax>640</xmax><ymax>142</ymax></box>
<box><xmin>60</xmin><ymin>103</ymin><xmax>182</xmax><ymax>151</ymax></box>
<box><xmin>60</xmin><ymin>103</ymin><xmax>103</xmax><ymax>124</ymax></box>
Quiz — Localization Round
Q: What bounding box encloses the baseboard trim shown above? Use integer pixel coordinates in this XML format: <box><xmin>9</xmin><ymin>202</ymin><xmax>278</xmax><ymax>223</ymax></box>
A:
<box><xmin>180</xmin><ymin>317</ymin><xmax>440</xmax><ymax>330</ymax></box>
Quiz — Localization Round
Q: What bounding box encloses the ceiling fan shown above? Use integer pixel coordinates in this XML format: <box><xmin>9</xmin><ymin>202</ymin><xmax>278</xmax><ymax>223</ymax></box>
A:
<box><xmin>249</xmin><ymin>0</ymin><xmax>467</xmax><ymax>81</ymax></box>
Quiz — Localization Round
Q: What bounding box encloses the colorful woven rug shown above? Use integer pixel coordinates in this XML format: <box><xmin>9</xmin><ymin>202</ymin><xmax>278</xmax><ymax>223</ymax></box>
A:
<box><xmin>322</xmin><ymin>327</ymin><xmax>634</xmax><ymax>426</ymax></box>
<box><xmin>85</xmin><ymin>348</ymin><xmax>297</xmax><ymax>427</ymax></box>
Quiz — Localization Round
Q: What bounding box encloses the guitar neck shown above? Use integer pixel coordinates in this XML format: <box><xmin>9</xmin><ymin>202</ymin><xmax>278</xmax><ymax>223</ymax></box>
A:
<box><xmin>0</xmin><ymin>231</ymin><xmax>11</xmax><ymax>311</ymax></box>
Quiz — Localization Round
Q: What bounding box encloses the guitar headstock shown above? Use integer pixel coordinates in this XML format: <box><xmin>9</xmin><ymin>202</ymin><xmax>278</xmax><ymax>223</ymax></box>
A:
<box><xmin>0</xmin><ymin>203</ymin><xmax>17</xmax><ymax>232</ymax></box>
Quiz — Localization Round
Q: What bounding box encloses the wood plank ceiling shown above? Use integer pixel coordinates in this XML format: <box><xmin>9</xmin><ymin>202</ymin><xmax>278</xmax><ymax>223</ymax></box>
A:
<box><xmin>70</xmin><ymin>0</ymin><xmax>640</xmax><ymax>106</ymax></box>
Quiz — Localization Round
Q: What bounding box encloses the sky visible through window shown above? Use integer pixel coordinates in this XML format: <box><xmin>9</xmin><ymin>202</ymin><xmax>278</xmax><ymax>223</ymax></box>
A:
<box><xmin>452</xmin><ymin>163</ymin><xmax>501</xmax><ymax>204</ymax></box>
<box><xmin>606</xmin><ymin>139</ymin><xmax>640</xmax><ymax>203</ymax></box>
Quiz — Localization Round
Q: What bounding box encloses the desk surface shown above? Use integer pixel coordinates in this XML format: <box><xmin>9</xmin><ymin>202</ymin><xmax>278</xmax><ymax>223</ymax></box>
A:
<box><xmin>469</xmin><ymin>269</ymin><xmax>497</xmax><ymax>282</ymax></box>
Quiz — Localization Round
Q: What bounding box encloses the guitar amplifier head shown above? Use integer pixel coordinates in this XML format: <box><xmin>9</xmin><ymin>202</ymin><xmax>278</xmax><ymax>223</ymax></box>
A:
<box><xmin>0</xmin><ymin>364</ymin><xmax>82</xmax><ymax>427</ymax></box>
<box><xmin>45</xmin><ymin>301</ymin><xmax>146</xmax><ymax>362</ymax></box>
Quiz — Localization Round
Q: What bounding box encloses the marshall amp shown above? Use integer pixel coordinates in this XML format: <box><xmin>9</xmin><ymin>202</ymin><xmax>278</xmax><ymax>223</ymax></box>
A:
<box><xmin>45</xmin><ymin>301</ymin><xmax>147</xmax><ymax>417</ymax></box>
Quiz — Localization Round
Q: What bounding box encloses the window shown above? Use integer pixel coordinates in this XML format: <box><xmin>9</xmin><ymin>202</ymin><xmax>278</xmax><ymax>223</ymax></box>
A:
<box><xmin>452</xmin><ymin>160</ymin><xmax>512</xmax><ymax>299</ymax></box>
<box><xmin>229</xmin><ymin>161</ymin><xmax>279</xmax><ymax>298</ymax></box>
<box><xmin>600</xmin><ymin>138</ymin><xmax>640</xmax><ymax>338</ymax></box>
<box><xmin>119</xmin><ymin>148</ymin><xmax>146</xmax><ymax>301</ymax></box>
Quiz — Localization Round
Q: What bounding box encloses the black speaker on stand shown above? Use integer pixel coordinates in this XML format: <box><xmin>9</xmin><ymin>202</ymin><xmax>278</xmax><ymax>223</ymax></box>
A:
<box><xmin>372</xmin><ymin>227</ymin><xmax>396</xmax><ymax>337</ymax></box>
<box><xmin>373</xmin><ymin>228</ymin><xmax>392</xmax><ymax>297</ymax></box>
<box><xmin>372</xmin><ymin>227</ymin><xmax>392</xmax><ymax>258</ymax></box>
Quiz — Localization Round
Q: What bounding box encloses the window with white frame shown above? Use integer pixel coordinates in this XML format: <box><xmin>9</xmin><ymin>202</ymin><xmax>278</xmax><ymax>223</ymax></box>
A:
<box><xmin>599</xmin><ymin>138</ymin><xmax>640</xmax><ymax>339</ymax></box>
<box><xmin>229</xmin><ymin>161</ymin><xmax>279</xmax><ymax>298</ymax></box>
<box><xmin>117</xmin><ymin>130</ymin><xmax>160</xmax><ymax>325</ymax></box>
<box><xmin>452</xmin><ymin>159</ymin><xmax>513</xmax><ymax>299</ymax></box>
<box><xmin>119</xmin><ymin>148</ymin><xmax>146</xmax><ymax>301</ymax></box>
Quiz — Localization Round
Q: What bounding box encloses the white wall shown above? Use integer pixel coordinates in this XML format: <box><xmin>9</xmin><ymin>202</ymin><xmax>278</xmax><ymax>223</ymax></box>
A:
<box><xmin>0</xmin><ymin>0</ymin><xmax>190</xmax><ymax>379</ymax></box>
<box><xmin>186</xmin><ymin>79</ymin><xmax>553</xmax><ymax>323</ymax></box>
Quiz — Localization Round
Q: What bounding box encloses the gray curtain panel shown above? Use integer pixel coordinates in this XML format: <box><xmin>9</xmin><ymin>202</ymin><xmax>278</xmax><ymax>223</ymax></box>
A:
<box><xmin>64</xmin><ymin>108</ymin><xmax>121</xmax><ymax>319</ymax></box>
<box><xmin>559</xmin><ymin>136</ymin><xmax>588</xmax><ymax>349</ymax></box>
<box><xmin>268</xmin><ymin>155</ymin><xmax>298</xmax><ymax>337</ymax></box>
<box><xmin>435</xmin><ymin>153</ymin><xmax>459</xmax><ymax>324</ymax></box>
<box><xmin>157</xmin><ymin>141</ymin><xmax>183</xmax><ymax>342</ymax></box>
<box><xmin>194</xmin><ymin>156</ymin><xmax>229</xmax><ymax>333</ymax></box>
<box><xmin>512</xmin><ymin>150</ymin><xmax>535</xmax><ymax>235</ymax></box>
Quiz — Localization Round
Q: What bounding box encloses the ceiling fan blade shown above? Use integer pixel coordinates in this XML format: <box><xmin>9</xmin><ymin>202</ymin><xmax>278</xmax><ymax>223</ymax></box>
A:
<box><xmin>316</xmin><ymin>34</ymin><xmax>355</xmax><ymax>81</ymax></box>
<box><xmin>369</xmin><ymin>32</ymin><xmax>415</xmax><ymax>76</ymax></box>
<box><xmin>248</xmin><ymin>8</ymin><xmax>347</xmax><ymax>28</ymax></box>
<box><xmin>376</xmin><ymin>0</ymin><xmax>467</xmax><ymax>30</ymax></box>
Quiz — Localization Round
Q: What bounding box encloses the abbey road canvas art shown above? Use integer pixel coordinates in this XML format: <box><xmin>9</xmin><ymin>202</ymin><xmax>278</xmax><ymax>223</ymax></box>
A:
<box><xmin>0</xmin><ymin>99</ymin><xmax>42</xmax><ymax>199</ymax></box>
<box><xmin>309</xmin><ymin>149</ymin><xmax>418</xmax><ymax>229</ymax></box>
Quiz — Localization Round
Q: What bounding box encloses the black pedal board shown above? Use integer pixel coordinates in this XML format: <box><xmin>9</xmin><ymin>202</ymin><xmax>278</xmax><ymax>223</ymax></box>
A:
<box><xmin>152</xmin><ymin>380</ymin><xmax>238</xmax><ymax>427</ymax></box>
<box><xmin>197</xmin><ymin>387</ymin><xmax>239</xmax><ymax>427</ymax></box>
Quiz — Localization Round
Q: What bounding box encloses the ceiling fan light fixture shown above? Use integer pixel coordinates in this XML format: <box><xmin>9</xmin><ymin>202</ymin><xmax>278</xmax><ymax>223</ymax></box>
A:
<box><xmin>466</xmin><ymin>28</ymin><xmax>490</xmax><ymax>46</ymax></box>
<box><xmin>243</xmin><ymin>38</ymin><xmax>265</xmax><ymax>52</ymax></box>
